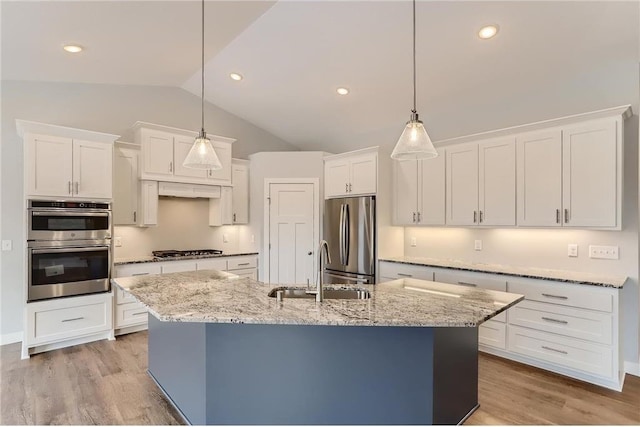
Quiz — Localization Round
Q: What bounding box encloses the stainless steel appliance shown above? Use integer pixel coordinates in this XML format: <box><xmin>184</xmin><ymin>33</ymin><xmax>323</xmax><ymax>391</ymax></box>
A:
<box><xmin>27</xmin><ymin>200</ymin><xmax>112</xmax><ymax>302</ymax></box>
<box><xmin>323</xmin><ymin>196</ymin><xmax>376</xmax><ymax>285</ymax></box>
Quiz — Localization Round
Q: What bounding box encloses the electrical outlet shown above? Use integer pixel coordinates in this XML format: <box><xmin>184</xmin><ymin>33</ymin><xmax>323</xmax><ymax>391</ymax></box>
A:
<box><xmin>567</xmin><ymin>243</ymin><xmax>578</xmax><ymax>257</ymax></box>
<box><xmin>114</xmin><ymin>237</ymin><xmax>122</xmax><ymax>247</ymax></box>
<box><xmin>410</xmin><ymin>237</ymin><xmax>417</xmax><ymax>247</ymax></box>
<box><xmin>223</xmin><ymin>234</ymin><xmax>229</xmax><ymax>243</ymax></box>
<box><xmin>1</xmin><ymin>240</ymin><xmax>12</xmax><ymax>251</ymax></box>
<box><xmin>251</xmin><ymin>234</ymin><xmax>255</xmax><ymax>243</ymax></box>
<box><xmin>474</xmin><ymin>240</ymin><xmax>482</xmax><ymax>251</ymax></box>
<box><xmin>589</xmin><ymin>245</ymin><xmax>619</xmax><ymax>260</ymax></box>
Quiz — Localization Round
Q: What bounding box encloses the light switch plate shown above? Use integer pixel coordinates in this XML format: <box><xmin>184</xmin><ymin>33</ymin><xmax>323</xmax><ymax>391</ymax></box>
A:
<box><xmin>474</xmin><ymin>240</ymin><xmax>482</xmax><ymax>251</ymax></box>
<box><xmin>1</xmin><ymin>240</ymin><xmax>12</xmax><ymax>251</ymax></box>
<box><xmin>114</xmin><ymin>237</ymin><xmax>122</xmax><ymax>247</ymax></box>
<box><xmin>410</xmin><ymin>237</ymin><xmax>417</xmax><ymax>247</ymax></box>
<box><xmin>568</xmin><ymin>243</ymin><xmax>578</xmax><ymax>257</ymax></box>
<box><xmin>223</xmin><ymin>234</ymin><xmax>229</xmax><ymax>243</ymax></box>
<box><xmin>589</xmin><ymin>245</ymin><xmax>619</xmax><ymax>260</ymax></box>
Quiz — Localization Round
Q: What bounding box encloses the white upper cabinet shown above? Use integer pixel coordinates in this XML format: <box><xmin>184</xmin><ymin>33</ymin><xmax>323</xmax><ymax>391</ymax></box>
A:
<box><xmin>393</xmin><ymin>149</ymin><xmax>445</xmax><ymax>226</ymax></box>
<box><xmin>135</xmin><ymin>122</ymin><xmax>234</xmax><ymax>186</ymax></box>
<box><xmin>516</xmin><ymin>130</ymin><xmax>563</xmax><ymax>226</ymax></box>
<box><xmin>324</xmin><ymin>148</ymin><xmax>377</xmax><ymax>198</ymax></box>
<box><xmin>113</xmin><ymin>145</ymin><xmax>139</xmax><ymax>225</ymax></box>
<box><xmin>231</xmin><ymin>160</ymin><xmax>249</xmax><ymax>224</ymax></box>
<box><xmin>446</xmin><ymin>138</ymin><xmax>516</xmax><ymax>226</ymax></box>
<box><xmin>562</xmin><ymin>119</ymin><xmax>619</xmax><ymax>228</ymax></box>
<box><xmin>22</xmin><ymin>123</ymin><xmax>117</xmax><ymax>200</ymax></box>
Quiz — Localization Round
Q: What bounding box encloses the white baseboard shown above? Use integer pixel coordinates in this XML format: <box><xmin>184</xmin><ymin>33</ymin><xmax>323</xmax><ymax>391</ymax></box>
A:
<box><xmin>1</xmin><ymin>331</ymin><xmax>23</xmax><ymax>345</ymax></box>
<box><xmin>624</xmin><ymin>360</ymin><xmax>640</xmax><ymax>377</ymax></box>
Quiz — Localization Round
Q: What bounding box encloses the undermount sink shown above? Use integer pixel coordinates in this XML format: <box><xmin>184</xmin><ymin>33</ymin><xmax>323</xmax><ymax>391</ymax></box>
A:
<box><xmin>268</xmin><ymin>287</ymin><xmax>371</xmax><ymax>300</ymax></box>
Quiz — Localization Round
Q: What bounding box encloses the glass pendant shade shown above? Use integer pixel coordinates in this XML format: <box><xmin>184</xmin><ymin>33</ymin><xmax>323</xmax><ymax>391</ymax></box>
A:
<box><xmin>391</xmin><ymin>113</ymin><xmax>438</xmax><ymax>160</ymax></box>
<box><xmin>183</xmin><ymin>131</ymin><xmax>222</xmax><ymax>170</ymax></box>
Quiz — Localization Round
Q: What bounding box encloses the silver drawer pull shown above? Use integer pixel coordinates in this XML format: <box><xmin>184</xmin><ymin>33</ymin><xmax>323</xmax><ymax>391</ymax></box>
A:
<box><xmin>541</xmin><ymin>293</ymin><xmax>568</xmax><ymax>300</ymax></box>
<box><xmin>541</xmin><ymin>316</ymin><xmax>568</xmax><ymax>325</ymax></box>
<box><xmin>236</xmin><ymin>263</ymin><xmax>250</xmax><ymax>266</ymax></box>
<box><xmin>61</xmin><ymin>317</ymin><xmax>84</xmax><ymax>323</ymax></box>
<box><xmin>457</xmin><ymin>281</ymin><xmax>477</xmax><ymax>287</ymax></box>
<box><xmin>132</xmin><ymin>273</ymin><xmax>149</xmax><ymax>276</ymax></box>
<box><xmin>132</xmin><ymin>312</ymin><xmax>147</xmax><ymax>316</ymax></box>
<box><xmin>541</xmin><ymin>345</ymin><xmax>568</xmax><ymax>355</ymax></box>
<box><xmin>397</xmin><ymin>273</ymin><xmax>412</xmax><ymax>277</ymax></box>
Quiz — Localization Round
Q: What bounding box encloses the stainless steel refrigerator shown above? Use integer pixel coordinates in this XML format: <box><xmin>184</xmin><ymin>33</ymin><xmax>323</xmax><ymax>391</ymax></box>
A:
<box><xmin>323</xmin><ymin>196</ymin><xmax>376</xmax><ymax>285</ymax></box>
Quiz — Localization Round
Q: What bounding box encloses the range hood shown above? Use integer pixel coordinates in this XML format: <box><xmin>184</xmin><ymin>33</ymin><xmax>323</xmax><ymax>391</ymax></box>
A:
<box><xmin>158</xmin><ymin>181</ymin><xmax>221</xmax><ymax>199</ymax></box>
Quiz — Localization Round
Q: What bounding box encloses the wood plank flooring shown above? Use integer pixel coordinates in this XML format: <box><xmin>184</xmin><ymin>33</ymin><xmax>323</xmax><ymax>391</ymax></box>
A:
<box><xmin>1</xmin><ymin>332</ymin><xmax>639</xmax><ymax>425</ymax></box>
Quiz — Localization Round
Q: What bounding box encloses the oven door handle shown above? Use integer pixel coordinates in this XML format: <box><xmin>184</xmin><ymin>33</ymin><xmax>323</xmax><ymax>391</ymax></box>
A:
<box><xmin>31</xmin><ymin>246</ymin><xmax>109</xmax><ymax>254</ymax></box>
<box><xmin>31</xmin><ymin>211</ymin><xmax>110</xmax><ymax>217</ymax></box>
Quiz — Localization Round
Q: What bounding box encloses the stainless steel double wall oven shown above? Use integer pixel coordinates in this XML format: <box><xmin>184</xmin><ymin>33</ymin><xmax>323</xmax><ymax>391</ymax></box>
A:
<box><xmin>27</xmin><ymin>200</ymin><xmax>112</xmax><ymax>302</ymax></box>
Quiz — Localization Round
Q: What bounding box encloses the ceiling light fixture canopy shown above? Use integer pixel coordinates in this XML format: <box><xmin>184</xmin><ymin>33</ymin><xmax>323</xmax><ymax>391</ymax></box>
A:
<box><xmin>183</xmin><ymin>0</ymin><xmax>222</xmax><ymax>170</ymax></box>
<box><xmin>478</xmin><ymin>24</ymin><xmax>499</xmax><ymax>39</ymax></box>
<box><xmin>391</xmin><ymin>0</ymin><xmax>438</xmax><ymax>161</ymax></box>
<box><xmin>63</xmin><ymin>44</ymin><xmax>83</xmax><ymax>53</ymax></box>
<box><xmin>229</xmin><ymin>72</ymin><xmax>243</xmax><ymax>81</ymax></box>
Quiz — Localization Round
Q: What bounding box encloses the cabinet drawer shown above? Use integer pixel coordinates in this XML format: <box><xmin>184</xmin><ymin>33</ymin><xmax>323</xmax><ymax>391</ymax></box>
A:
<box><xmin>509</xmin><ymin>300</ymin><xmax>612</xmax><ymax>345</ymax></box>
<box><xmin>115</xmin><ymin>287</ymin><xmax>137</xmax><ymax>305</ymax></box>
<box><xmin>197</xmin><ymin>259</ymin><xmax>228</xmax><ymax>271</ymax></box>
<box><xmin>508</xmin><ymin>325</ymin><xmax>613</xmax><ymax>378</ymax></box>
<box><xmin>114</xmin><ymin>263</ymin><xmax>162</xmax><ymax>277</ymax></box>
<box><xmin>434</xmin><ymin>269</ymin><xmax>507</xmax><ymax>292</ymax></box>
<box><xmin>230</xmin><ymin>268</ymin><xmax>257</xmax><ymax>280</ymax></box>
<box><xmin>479</xmin><ymin>320</ymin><xmax>506</xmax><ymax>350</ymax></box>
<box><xmin>28</xmin><ymin>294</ymin><xmax>112</xmax><ymax>345</ymax></box>
<box><xmin>378</xmin><ymin>262</ymin><xmax>434</xmax><ymax>281</ymax></box>
<box><xmin>227</xmin><ymin>257</ymin><xmax>257</xmax><ymax>270</ymax></box>
<box><xmin>160</xmin><ymin>261</ymin><xmax>197</xmax><ymax>274</ymax></box>
<box><xmin>509</xmin><ymin>278</ymin><xmax>613</xmax><ymax>312</ymax></box>
<box><xmin>115</xmin><ymin>302</ymin><xmax>148</xmax><ymax>329</ymax></box>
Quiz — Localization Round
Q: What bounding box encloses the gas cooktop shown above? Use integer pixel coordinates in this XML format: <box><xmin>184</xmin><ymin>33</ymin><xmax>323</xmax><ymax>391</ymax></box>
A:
<box><xmin>152</xmin><ymin>249</ymin><xmax>223</xmax><ymax>258</ymax></box>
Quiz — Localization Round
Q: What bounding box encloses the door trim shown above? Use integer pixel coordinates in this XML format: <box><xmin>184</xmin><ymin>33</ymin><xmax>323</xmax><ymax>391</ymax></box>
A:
<box><xmin>263</xmin><ymin>178</ymin><xmax>319</xmax><ymax>284</ymax></box>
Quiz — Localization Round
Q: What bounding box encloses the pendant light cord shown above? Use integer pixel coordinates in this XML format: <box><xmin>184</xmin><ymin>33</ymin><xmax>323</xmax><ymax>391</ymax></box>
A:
<box><xmin>201</xmin><ymin>0</ymin><xmax>205</xmax><ymax>133</ymax></box>
<box><xmin>412</xmin><ymin>0</ymin><xmax>417</xmax><ymax>114</ymax></box>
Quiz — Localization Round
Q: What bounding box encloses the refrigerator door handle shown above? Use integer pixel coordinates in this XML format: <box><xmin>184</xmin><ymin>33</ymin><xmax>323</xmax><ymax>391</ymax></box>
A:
<box><xmin>344</xmin><ymin>203</ymin><xmax>350</xmax><ymax>265</ymax></box>
<box><xmin>339</xmin><ymin>204</ymin><xmax>345</xmax><ymax>265</ymax></box>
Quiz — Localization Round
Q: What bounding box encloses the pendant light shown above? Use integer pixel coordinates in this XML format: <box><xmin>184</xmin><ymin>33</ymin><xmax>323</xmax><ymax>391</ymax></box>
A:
<box><xmin>183</xmin><ymin>0</ymin><xmax>222</xmax><ymax>170</ymax></box>
<box><xmin>391</xmin><ymin>0</ymin><xmax>438</xmax><ymax>160</ymax></box>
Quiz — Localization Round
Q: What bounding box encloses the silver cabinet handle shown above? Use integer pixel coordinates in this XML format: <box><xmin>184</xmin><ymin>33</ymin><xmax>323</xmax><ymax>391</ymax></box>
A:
<box><xmin>564</xmin><ymin>209</ymin><xmax>569</xmax><ymax>223</ymax></box>
<box><xmin>61</xmin><ymin>316</ymin><xmax>84</xmax><ymax>323</ymax></box>
<box><xmin>208</xmin><ymin>170</ymin><xmax>212</xmax><ymax>177</ymax></box>
<box><xmin>68</xmin><ymin>181</ymin><xmax>72</xmax><ymax>195</ymax></box>
<box><xmin>473</xmin><ymin>211</ymin><xmax>477</xmax><ymax>223</ymax></box>
<box><xmin>541</xmin><ymin>316</ymin><xmax>568</xmax><ymax>325</ymax></box>
<box><xmin>397</xmin><ymin>273</ymin><xmax>412</xmax><ymax>277</ymax></box>
<box><xmin>413</xmin><ymin>212</ymin><xmax>416</xmax><ymax>223</ymax></box>
<box><xmin>349</xmin><ymin>183</ymin><xmax>352</xmax><ymax>192</ymax></box>
<box><xmin>233</xmin><ymin>213</ymin><xmax>236</xmax><ymax>222</ymax></box>
<box><xmin>479</xmin><ymin>210</ymin><xmax>483</xmax><ymax>223</ymax></box>
<box><xmin>541</xmin><ymin>293</ymin><xmax>568</xmax><ymax>300</ymax></box>
<box><xmin>132</xmin><ymin>311</ymin><xmax>147</xmax><ymax>316</ymax></box>
<box><xmin>457</xmin><ymin>281</ymin><xmax>477</xmax><ymax>287</ymax></box>
<box><xmin>417</xmin><ymin>212</ymin><xmax>421</xmax><ymax>223</ymax></box>
<box><xmin>237</xmin><ymin>262</ymin><xmax>250</xmax><ymax>266</ymax></box>
<box><xmin>541</xmin><ymin>345</ymin><xmax>568</xmax><ymax>355</ymax></box>
<box><xmin>132</xmin><ymin>272</ymin><xmax>149</xmax><ymax>276</ymax></box>
<box><xmin>169</xmin><ymin>161</ymin><xmax>173</xmax><ymax>173</ymax></box>
<box><xmin>556</xmin><ymin>209</ymin><xmax>560</xmax><ymax>224</ymax></box>
<box><xmin>74</xmin><ymin>181</ymin><xmax>79</xmax><ymax>194</ymax></box>
<box><xmin>133</xmin><ymin>211</ymin><xmax>137</xmax><ymax>222</ymax></box>
<box><xmin>345</xmin><ymin>183</ymin><xmax>349</xmax><ymax>193</ymax></box>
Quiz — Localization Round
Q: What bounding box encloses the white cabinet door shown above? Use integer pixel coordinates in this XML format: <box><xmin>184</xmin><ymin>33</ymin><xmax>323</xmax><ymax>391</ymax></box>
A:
<box><xmin>232</xmin><ymin>163</ymin><xmax>249</xmax><ymax>224</ymax></box>
<box><xmin>173</xmin><ymin>136</ymin><xmax>208</xmax><ymax>179</ymax></box>
<box><xmin>209</xmin><ymin>187</ymin><xmax>233</xmax><ymax>226</ymax></box>
<box><xmin>516</xmin><ymin>130</ymin><xmax>563</xmax><ymax>226</ymax></box>
<box><xmin>26</xmin><ymin>134</ymin><xmax>74</xmax><ymax>197</ymax></box>
<box><xmin>349</xmin><ymin>152</ymin><xmax>377</xmax><ymax>195</ymax></box>
<box><xmin>142</xmin><ymin>129</ymin><xmax>174</xmax><ymax>177</ymax></box>
<box><xmin>478</xmin><ymin>137</ymin><xmax>516</xmax><ymax>226</ymax></box>
<box><xmin>73</xmin><ymin>139</ymin><xmax>113</xmax><ymax>199</ymax></box>
<box><xmin>324</xmin><ymin>158</ymin><xmax>350</xmax><ymax>198</ymax></box>
<box><xmin>393</xmin><ymin>160</ymin><xmax>419</xmax><ymax>225</ymax></box>
<box><xmin>446</xmin><ymin>144</ymin><xmax>478</xmax><ymax>225</ymax></box>
<box><xmin>562</xmin><ymin>119</ymin><xmax>618</xmax><ymax>227</ymax></box>
<box><xmin>113</xmin><ymin>147</ymin><xmax>138</xmax><ymax>225</ymax></box>
<box><xmin>206</xmin><ymin>141</ymin><xmax>232</xmax><ymax>184</ymax></box>
<box><xmin>140</xmin><ymin>180</ymin><xmax>158</xmax><ymax>226</ymax></box>
<box><xmin>419</xmin><ymin>150</ymin><xmax>446</xmax><ymax>225</ymax></box>
<box><xmin>160</xmin><ymin>261</ymin><xmax>197</xmax><ymax>274</ymax></box>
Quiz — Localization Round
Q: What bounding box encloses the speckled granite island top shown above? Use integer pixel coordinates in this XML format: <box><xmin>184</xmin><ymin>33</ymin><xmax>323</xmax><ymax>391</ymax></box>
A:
<box><xmin>381</xmin><ymin>256</ymin><xmax>627</xmax><ymax>288</ymax></box>
<box><xmin>114</xmin><ymin>252</ymin><xmax>259</xmax><ymax>265</ymax></box>
<box><xmin>111</xmin><ymin>270</ymin><xmax>523</xmax><ymax>327</ymax></box>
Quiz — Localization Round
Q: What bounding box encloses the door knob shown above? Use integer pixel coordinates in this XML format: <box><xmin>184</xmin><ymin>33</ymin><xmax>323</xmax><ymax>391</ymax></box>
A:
<box><xmin>308</xmin><ymin>251</ymin><xmax>312</xmax><ymax>255</ymax></box>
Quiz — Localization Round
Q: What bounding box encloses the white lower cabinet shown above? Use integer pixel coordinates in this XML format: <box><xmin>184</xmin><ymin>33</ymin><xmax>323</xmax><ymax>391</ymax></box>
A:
<box><xmin>160</xmin><ymin>260</ymin><xmax>198</xmax><ymax>274</ymax></box>
<box><xmin>22</xmin><ymin>292</ymin><xmax>114</xmax><ymax>359</ymax></box>
<box><xmin>378</xmin><ymin>261</ymin><xmax>435</xmax><ymax>282</ymax></box>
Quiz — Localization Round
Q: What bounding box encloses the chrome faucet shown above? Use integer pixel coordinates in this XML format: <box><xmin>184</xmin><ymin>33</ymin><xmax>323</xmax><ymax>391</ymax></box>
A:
<box><xmin>315</xmin><ymin>240</ymin><xmax>332</xmax><ymax>302</ymax></box>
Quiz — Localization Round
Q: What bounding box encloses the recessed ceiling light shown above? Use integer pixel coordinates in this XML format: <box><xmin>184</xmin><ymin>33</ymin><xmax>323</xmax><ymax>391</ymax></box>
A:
<box><xmin>229</xmin><ymin>73</ymin><xmax>243</xmax><ymax>81</ymax></box>
<box><xmin>63</xmin><ymin>44</ymin><xmax>83</xmax><ymax>53</ymax></box>
<box><xmin>478</xmin><ymin>25</ymin><xmax>499</xmax><ymax>40</ymax></box>
<box><xmin>336</xmin><ymin>87</ymin><xmax>349</xmax><ymax>95</ymax></box>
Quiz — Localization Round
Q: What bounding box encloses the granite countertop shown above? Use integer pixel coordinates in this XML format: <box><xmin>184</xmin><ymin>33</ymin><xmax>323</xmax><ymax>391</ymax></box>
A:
<box><xmin>380</xmin><ymin>256</ymin><xmax>627</xmax><ymax>288</ymax></box>
<box><xmin>114</xmin><ymin>252</ymin><xmax>259</xmax><ymax>266</ymax></box>
<box><xmin>111</xmin><ymin>270</ymin><xmax>523</xmax><ymax>327</ymax></box>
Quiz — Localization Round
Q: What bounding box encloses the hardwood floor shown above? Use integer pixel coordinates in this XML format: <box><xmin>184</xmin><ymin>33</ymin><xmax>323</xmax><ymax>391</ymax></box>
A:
<box><xmin>1</xmin><ymin>332</ymin><xmax>639</xmax><ymax>425</ymax></box>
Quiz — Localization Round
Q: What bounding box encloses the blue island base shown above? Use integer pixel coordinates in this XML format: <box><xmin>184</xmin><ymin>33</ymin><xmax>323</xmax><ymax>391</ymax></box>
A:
<box><xmin>148</xmin><ymin>315</ymin><xmax>479</xmax><ymax>425</ymax></box>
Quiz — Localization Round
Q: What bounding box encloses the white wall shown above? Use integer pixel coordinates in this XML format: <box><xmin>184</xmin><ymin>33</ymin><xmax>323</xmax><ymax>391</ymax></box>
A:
<box><xmin>0</xmin><ymin>80</ymin><xmax>298</xmax><ymax>341</ymax></box>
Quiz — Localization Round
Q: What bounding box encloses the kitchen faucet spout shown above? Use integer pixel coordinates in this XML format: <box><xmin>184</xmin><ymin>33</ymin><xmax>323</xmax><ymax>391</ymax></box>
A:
<box><xmin>316</xmin><ymin>240</ymin><xmax>331</xmax><ymax>302</ymax></box>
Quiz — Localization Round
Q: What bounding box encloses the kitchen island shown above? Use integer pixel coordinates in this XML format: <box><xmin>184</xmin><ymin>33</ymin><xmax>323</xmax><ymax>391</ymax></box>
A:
<box><xmin>112</xmin><ymin>270</ymin><xmax>523</xmax><ymax>425</ymax></box>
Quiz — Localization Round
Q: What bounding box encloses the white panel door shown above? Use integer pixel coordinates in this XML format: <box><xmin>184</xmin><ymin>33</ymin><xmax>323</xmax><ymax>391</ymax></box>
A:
<box><xmin>232</xmin><ymin>164</ymin><xmax>249</xmax><ymax>224</ymax></box>
<box><xmin>324</xmin><ymin>159</ymin><xmax>350</xmax><ymax>198</ymax></box>
<box><xmin>207</xmin><ymin>141</ymin><xmax>232</xmax><ymax>183</ymax></box>
<box><xmin>349</xmin><ymin>152</ymin><xmax>377</xmax><ymax>195</ymax></box>
<box><xmin>562</xmin><ymin>119</ymin><xmax>618</xmax><ymax>227</ymax></box>
<box><xmin>446</xmin><ymin>144</ymin><xmax>478</xmax><ymax>226</ymax></box>
<box><xmin>173</xmin><ymin>136</ymin><xmax>208</xmax><ymax>179</ymax></box>
<box><xmin>142</xmin><ymin>130</ymin><xmax>174</xmax><ymax>176</ymax></box>
<box><xmin>516</xmin><ymin>130</ymin><xmax>562</xmax><ymax>226</ymax></box>
<box><xmin>140</xmin><ymin>180</ymin><xmax>158</xmax><ymax>226</ymax></box>
<box><xmin>392</xmin><ymin>160</ymin><xmax>419</xmax><ymax>225</ymax></box>
<box><xmin>113</xmin><ymin>147</ymin><xmax>138</xmax><ymax>225</ymax></box>
<box><xmin>26</xmin><ymin>134</ymin><xmax>73</xmax><ymax>197</ymax></box>
<box><xmin>478</xmin><ymin>137</ymin><xmax>516</xmax><ymax>226</ymax></box>
<box><xmin>419</xmin><ymin>149</ymin><xmax>446</xmax><ymax>225</ymax></box>
<box><xmin>72</xmin><ymin>139</ymin><xmax>113</xmax><ymax>199</ymax></box>
<box><xmin>268</xmin><ymin>183</ymin><xmax>315</xmax><ymax>285</ymax></box>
